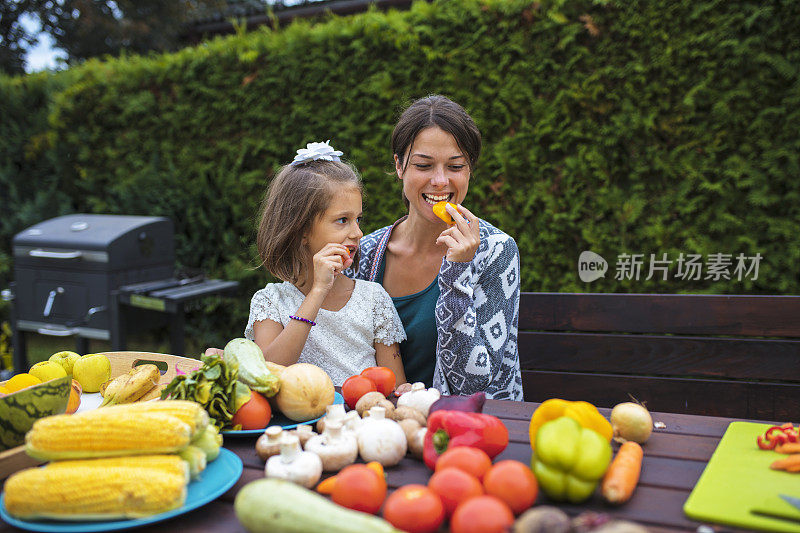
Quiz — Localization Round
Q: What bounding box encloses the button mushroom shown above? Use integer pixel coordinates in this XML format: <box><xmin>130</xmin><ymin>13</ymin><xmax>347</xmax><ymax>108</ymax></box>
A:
<box><xmin>356</xmin><ymin>406</ymin><xmax>407</xmax><ymax>467</ymax></box>
<box><xmin>304</xmin><ymin>420</ymin><xmax>358</xmax><ymax>472</ymax></box>
<box><xmin>255</xmin><ymin>426</ymin><xmax>284</xmax><ymax>461</ymax></box>
<box><xmin>265</xmin><ymin>434</ymin><xmax>323</xmax><ymax>488</ymax></box>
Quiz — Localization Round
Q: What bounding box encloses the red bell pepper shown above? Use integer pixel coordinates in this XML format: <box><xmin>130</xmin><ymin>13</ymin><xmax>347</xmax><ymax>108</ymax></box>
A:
<box><xmin>756</xmin><ymin>424</ymin><xmax>799</xmax><ymax>450</ymax></box>
<box><xmin>423</xmin><ymin>410</ymin><xmax>509</xmax><ymax>470</ymax></box>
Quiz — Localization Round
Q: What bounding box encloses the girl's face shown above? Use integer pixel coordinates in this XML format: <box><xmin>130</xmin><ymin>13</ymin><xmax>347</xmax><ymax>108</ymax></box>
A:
<box><xmin>303</xmin><ymin>186</ymin><xmax>363</xmax><ymax>258</ymax></box>
<box><xmin>395</xmin><ymin>126</ymin><xmax>470</xmax><ymax>224</ymax></box>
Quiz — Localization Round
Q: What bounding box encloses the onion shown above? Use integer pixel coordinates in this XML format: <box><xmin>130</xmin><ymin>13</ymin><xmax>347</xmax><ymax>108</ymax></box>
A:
<box><xmin>610</xmin><ymin>402</ymin><xmax>653</xmax><ymax>444</ymax></box>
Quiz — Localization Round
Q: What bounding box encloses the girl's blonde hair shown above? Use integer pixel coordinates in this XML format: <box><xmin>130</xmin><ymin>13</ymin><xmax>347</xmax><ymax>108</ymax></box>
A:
<box><xmin>257</xmin><ymin>159</ymin><xmax>362</xmax><ymax>284</ymax></box>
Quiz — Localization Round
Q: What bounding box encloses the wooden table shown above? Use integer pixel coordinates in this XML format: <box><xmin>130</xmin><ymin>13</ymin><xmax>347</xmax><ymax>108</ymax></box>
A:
<box><xmin>1</xmin><ymin>398</ymin><xmax>766</xmax><ymax>532</ymax></box>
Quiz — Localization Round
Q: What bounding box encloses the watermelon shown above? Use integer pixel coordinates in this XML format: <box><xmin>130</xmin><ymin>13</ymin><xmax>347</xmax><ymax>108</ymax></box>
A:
<box><xmin>0</xmin><ymin>375</ymin><xmax>71</xmax><ymax>451</ymax></box>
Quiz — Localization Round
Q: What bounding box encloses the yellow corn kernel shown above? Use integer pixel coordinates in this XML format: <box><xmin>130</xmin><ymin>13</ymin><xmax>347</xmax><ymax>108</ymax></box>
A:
<box><xmin>3</xmin><ymin>465</ymin><xmax>187</xmax><ymax>520</ymax></box>
<box><xmin>26</xmin><ymin>411</ymin><xmax>191</xmax><ymax>461</ymax></box>
<box><xmin>45</xmin><ymin>454</ymin><xmax>190</xmax><ymax>484</ymax></box>
<box><xmin>106</xmin><ymin>400</ymin><xmax>210</xmax><ymax>436</ymax></box>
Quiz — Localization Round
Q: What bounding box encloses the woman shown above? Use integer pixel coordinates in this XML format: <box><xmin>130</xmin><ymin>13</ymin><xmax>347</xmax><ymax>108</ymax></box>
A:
<box><xmin>350</xmin><ymin>95</ymin><xmax>523</xmax><ymax>400</ymax></box>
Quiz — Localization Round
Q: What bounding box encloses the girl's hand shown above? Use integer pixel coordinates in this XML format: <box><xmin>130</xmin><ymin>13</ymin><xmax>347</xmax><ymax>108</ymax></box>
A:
<box><xmin>435</xmin><ymin>204</ymin><xmax>480</xmax><ymax>262</ymax></box>
<box><xmin>311</xmin><ymin>243</ymin><xmax>349</xmax><ymax>293</ymax></box>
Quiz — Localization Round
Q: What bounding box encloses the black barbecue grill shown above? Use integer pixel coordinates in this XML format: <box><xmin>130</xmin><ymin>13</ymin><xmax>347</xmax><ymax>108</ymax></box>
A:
<box><xmin>5</xmin><ymin>214</ymin><xmax>238</xmax><ymax>372</ymax></box>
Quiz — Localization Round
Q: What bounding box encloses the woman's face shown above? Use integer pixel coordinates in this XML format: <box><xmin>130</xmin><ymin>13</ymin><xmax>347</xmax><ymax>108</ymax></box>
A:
<box><xmin>396</xmin><ymin>126</ymin><xmax>470</xmax><ymax>224</ymax></box>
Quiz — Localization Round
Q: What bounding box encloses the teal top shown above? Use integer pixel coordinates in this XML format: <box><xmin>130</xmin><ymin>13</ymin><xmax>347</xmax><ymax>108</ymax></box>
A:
<box><xmin>376</xmin><ymin>255</ymin><xmax>439</xmax><ymax>387</ymax></box>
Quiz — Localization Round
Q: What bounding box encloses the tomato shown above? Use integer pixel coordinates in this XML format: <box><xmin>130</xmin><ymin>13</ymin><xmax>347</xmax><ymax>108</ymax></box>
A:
<box><xmin>427</xmin><ymin>467</ymin><xmax>483</xmax><ymax>518</ymax></box>
<box><xmin>450</xmin><ymin>495</ymin><xmax>515</xmax><ymax>533</ymax></box>
<box><xmin>382</xmin><ymin>485</ymin><xmax>445</xmax><ymax>533</ymax></box>
<box><xmin>341</xmin><ymin>375</ymin><xmax>377</xmax><ymax>409</ymax></box>
<box><xmin>360</xmin><ymin>366</ymin><xmax>396</xmax><ymax>397</ymax></box>
<box><xmin>434</xmin><ymin>446</ymin><xmax>492</xmax><ymax>481</ymax></box>
<box><xmin>482</xmin><ymin>460</ymin><xmax>538</xmax><ymax>514</ymax></box>
<box><xmin>231</xmin><ymin>390</ymin><xmax>271</xmax><ymax>430</ymax></box>
<box><xmin>331</xmin><ymin>463</ymin><xmax>386</xmax><ymax>514</ymax></box>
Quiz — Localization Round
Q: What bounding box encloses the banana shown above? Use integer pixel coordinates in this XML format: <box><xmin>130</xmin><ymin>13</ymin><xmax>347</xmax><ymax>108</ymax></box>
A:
<box><xmin>100</xmin><ymin>364</ymin><xmax>161</xmax><ymax>406</ymax></box>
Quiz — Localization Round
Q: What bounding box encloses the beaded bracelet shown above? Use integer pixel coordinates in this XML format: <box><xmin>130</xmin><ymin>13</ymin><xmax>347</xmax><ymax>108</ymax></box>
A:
<box><xmin>289</xmin><ymin>315</ymin><xmax>316</xmax><ymax>327</ymax></box>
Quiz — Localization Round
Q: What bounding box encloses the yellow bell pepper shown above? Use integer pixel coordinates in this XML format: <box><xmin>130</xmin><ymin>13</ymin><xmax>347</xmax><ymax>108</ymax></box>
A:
<box><xmin>529</xmin><ymin>399</ymin><xmax>613</xmax><ymax>447</ymax></box>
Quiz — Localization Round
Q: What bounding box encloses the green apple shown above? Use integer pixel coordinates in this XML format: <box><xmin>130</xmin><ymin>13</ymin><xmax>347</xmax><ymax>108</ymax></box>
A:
<box><xmin>29</xmin><ymin>360</ymin><xmax>68</xmax><ymax>382</ymax></box>
<box><xmin>72</xmin><ymin>353</ymin><xmax>111</xmax><ymax>393</ymax></box>
<box><xmin>49</xmin><ymin>351</ymin><xmax>82</xmax><ymax>375</ymax></box>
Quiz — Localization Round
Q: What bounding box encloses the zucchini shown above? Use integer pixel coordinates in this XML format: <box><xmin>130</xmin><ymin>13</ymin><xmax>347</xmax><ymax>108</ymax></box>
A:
<box><xmin>222</xmin><ymin>338</ymin><xmax>280</xmax><ymax>397</ymax></box>
<box><xmin>234</xmin><ymin>479</ymin><xmax>401</xmax><ymax>533</ymax></box>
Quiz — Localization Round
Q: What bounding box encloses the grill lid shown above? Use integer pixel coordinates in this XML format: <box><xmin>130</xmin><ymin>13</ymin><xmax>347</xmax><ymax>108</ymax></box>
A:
<box><xmin>13</xmin><ymin>214</ymin><xmax>175</xmax><ymax>270</ymax></box>
<box><xmin>14</xmin><ymin>214</ymin><xmax>169</xmax><ymax>250</ymax></box>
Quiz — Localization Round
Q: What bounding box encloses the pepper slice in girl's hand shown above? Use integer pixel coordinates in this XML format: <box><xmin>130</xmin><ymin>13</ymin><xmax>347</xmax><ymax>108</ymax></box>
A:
<box><xmin>531</xmin><ymin>416</ymin><xmax>612</xmax><ymax>503</ymax></box>
<box><xmin>423</xmin><ymin>410</ymin><xmax>509</xmax><ymax>470</ymax></box>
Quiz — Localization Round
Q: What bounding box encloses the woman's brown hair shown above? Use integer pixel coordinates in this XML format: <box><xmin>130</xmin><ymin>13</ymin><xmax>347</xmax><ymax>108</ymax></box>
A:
<box><xmin>256</xmin><ymin>159</ymin><xmax>362</xmax><ymax>284</ymax></box>
<box><xmin>392</xmin><ymin>95</ymin><xmax>482</xmax><ymax>176</ymax></box>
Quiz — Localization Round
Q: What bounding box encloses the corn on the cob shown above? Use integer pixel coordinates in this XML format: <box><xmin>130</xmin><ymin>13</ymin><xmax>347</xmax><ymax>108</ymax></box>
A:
<box><xmin>105</xmin><ymin>400</ymin><xmax>210</xmax><ymax>437</ymax></box>
<box><xmin>44</xmin><ymin>454</ymin><xmax>190</xmax><ymax>484</ymax></box>
<box><xmin>3</xmin><ymin>464</ymin><xmax>187</xmax><ymax>520</ymax></box>
<box><xmin>25</xmin><ymin>411</ymin><xmax>191</xmax><ymax>461</ymax></box>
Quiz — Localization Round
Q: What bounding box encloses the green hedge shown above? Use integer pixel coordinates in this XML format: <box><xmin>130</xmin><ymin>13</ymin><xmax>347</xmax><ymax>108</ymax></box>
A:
<box><xmin>2</xmin><ymin>0</ymin><xmax>799</xmax><ymax>349</ymax></box>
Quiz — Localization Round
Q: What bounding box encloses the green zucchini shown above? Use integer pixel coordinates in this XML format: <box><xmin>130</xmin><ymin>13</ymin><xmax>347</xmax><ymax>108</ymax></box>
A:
<box><xmin>222</xmin><ymin>338</ymin><xmax>280</xmax><ymax>397</ymax></box>
<box><xmin>234</xmin><ymin>479</ymin><xmax>401</xmax><ymax>533</ymax></box>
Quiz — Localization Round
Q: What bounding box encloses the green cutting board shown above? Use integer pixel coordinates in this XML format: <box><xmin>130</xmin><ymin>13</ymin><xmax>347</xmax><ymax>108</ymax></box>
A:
<box><xmin>684</xmin><ymin>421</ymin><xmax>800</xmax><ymax>532</ymax></box>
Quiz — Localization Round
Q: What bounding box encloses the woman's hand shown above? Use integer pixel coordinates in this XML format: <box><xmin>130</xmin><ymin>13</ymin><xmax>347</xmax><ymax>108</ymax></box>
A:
<box><xmin>435</xmin><ymin>204</ymin><xmax>480</xmax><ymax>262</ymax></box>
<box><xmin>311</xmin><ymin>243</ymin><xmax>350</xmax><ymax>293</ymax></box>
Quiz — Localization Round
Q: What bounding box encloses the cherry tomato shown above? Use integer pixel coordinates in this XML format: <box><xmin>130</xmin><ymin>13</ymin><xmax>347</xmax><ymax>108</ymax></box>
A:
<box><xmin>360</xmin><ymin>366</ymin><xmax>396</xmax><ymax>397</ymax></box>
<box><xmin>450</xmin><ymin>495</ymin><xmax>515</xmax><ymax>533</ymax></box>
<box><xmin>383</xmin><ymin>485</ymin><xmax>445</xmax><ymax>533</ymax></box>
<box><xmin>427</xmin><ymin>467</ymin><xmax>483</xmax><ymax>518</ymax></box>
<box><xmin>482</xmin><ymin>460</ymin><xmax>538</xmax><ymax>514</ymax></box>
<box><xmin>331</xmin><ymin>463</ymin><xmax>386</xmax><ymax>514</ymax></box>
<box><xmin>434</xmin><ymin>446</ymin><xmax>492</xmax><ymax>481</ymax></box>
<box><xmin>341</xmin><ymin>375</ymin><xmax>377</xmax><ymax>409</ymax></box>
<box><xmin>231</xmin><ymin>390</ymin><xmax>271</xmax><ymax>430</ymax></box>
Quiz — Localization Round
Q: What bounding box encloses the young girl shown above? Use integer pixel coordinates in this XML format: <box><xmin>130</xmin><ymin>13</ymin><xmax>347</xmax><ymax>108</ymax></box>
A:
<box><xmin>244</xmin><ymin>141</ymin><xmax>407</xmax><ymax>387</ymax></box>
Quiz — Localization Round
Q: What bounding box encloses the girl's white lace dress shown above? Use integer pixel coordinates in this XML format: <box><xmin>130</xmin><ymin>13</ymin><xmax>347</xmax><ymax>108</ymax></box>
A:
<box><xmin>245</xmin><ymin>279</ymin><xmax>406</xmax><ymax>386</ymax></box>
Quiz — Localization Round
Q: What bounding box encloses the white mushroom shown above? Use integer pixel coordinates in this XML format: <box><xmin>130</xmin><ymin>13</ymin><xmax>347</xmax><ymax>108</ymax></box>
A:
<box><xmin>288</xmin><ymin>424</ymin><xmax>316</xmax><ymax>448</ymax></box>
<box><xmin>255</xmin><ymin>426</ymin><xmax>284</xmax><ymax>461</ymax></box>
<box><xmin>357</xmin><ymin>406</ymin><xmax>407</xmax><ymax>467</ymax></box>
<box><xmin>396</xmin><ymin>382</ymin><xmax>441</xmax><ymax>417</ymax></box>
<box><xmin>316</xmin><ymin>403</ymin><xmax>347</xmax><ymax>433</ymax></box>
<box><xmin>265</xmin><ymin>434</ymin><xmax>322</xmax><ymax>488</ymax></box>
<box><xmin>304</xmin><ymin>420</ymin><xmax>358</xmax><ymax>472</ymax></box>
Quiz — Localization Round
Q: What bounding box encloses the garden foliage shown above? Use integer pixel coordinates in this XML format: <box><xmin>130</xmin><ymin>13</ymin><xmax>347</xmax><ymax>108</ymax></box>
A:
<box><xmin>1</xmin><ymin>0</ymin><xmax>798</xmax><ymax>347</ymax></box>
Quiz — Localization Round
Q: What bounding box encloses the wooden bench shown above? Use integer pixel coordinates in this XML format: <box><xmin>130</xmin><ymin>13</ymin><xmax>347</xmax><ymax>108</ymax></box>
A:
<box><xmin>517</xmin><ymin>293</ymin><xmax>800</xmax><ymax>421</ymax></box>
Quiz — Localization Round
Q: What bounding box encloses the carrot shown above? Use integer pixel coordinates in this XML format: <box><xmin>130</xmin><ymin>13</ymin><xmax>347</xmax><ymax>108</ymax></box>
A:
<box><xmin>316</xmin><ymin>476</ymin><xmax>337</xmax><ymax>494</ymax></box>
<box><xmin>770</xmin><ymin>454</ymin><xmax>800</xmax><ymax>472</ymax></box>
<box><xmin>601</xmin><ymin>441</ymin><xmax>643</xmax><ymax>504</ymax></box>
<box><xmin>775</xmin><ymin>442</ymin><xmax>800</xmax><ymax>454</ymax></box>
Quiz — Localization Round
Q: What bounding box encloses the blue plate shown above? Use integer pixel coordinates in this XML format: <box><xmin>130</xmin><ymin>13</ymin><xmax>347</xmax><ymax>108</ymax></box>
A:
<box><xmin>0</xmin><ymin>448</ymin><xmax>243</xmax><ymax>533</ymax></box>
<box><xmin>222</xmin><ymin>392</ymin><xmax>344</xmax><ymax>436</ymax></box>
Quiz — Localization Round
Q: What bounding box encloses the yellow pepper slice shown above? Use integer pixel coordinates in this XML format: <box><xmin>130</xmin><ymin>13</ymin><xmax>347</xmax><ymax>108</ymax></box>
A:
<box><xmin>432</xmin><ymin>201</ymin><xmax>457</xmax><ymax>225</ymax></box>
<box><xmin>529</xmin><ymin>398</ymin><xmax>613</xmax><ymax>448</ymax></box>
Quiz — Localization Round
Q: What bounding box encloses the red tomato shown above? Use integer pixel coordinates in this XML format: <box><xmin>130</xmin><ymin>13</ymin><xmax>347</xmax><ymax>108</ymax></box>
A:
<box><xmin>360</xmin><ymin>366</ymin><xmax>396</xmax><ymax>397</ymax></box>
<box><xmin>341</xmin><ymin>375</ymin><xmax>377</xmax><ymax>409</ymax></box>
<box><xmin>331</xmin><ymin>464</ymin><xmax>386</xmax><ymax>514</ymax></box>
<box><xmin>231</xmin><ymin>390</ymin><xmax>271</xmax><ymax>430</ymax></box>
<box><xmin>450</xmin><ymin>495</ymin><xmax>515</xmax><ymax>533</ymax></box>
<box><xmin>383</xmin><ymin>485</ymin><xmax>445</xmax><ymax>533</ymax></box>
<box><xmin>434</xmin><ymin>446</ymin><xmax>492</xmax><ymax>481</ymax></box>
<box><xmin>482</xmin><ymin>460</ymin><xmax>538</xmax><ymax>514</ymax></box>
<box><xmin>427</xmin><ymin>467</ymin><xmax>483</xmax><ymax>518</ymax></box>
